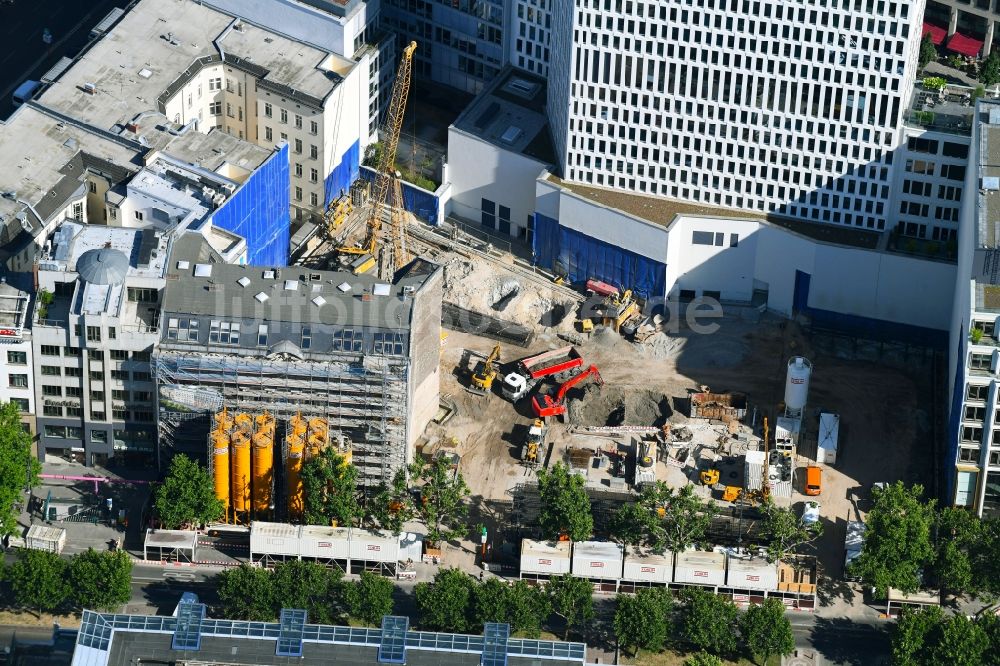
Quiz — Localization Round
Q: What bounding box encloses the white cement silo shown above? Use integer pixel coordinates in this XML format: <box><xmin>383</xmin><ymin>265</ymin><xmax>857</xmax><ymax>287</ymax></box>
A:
<box><xmin>784</xmin><ymin>357</ymin><xmax>812</xmax><ymax>418</ymax></box>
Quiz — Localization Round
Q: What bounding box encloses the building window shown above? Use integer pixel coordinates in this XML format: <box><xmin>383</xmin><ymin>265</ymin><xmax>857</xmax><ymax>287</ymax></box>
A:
<box><xmin>66</xmin><ymin>426</ymin><xmax>83</xmax><ymax>440</ymax></box>
<box><xmin>226</xmin><ymin>103</ymin><xmax>234</xmax><ymax>118</ymax></box>
<box><xmin>91</xmin><ymin>430</ymin><xmax>107</xmax><ymax>443</ymax></box>
<box><xmin>108</xmin><ymin>327</ymin><xmax>116</xmax><ymax>340</ymax></box>
<box><xmin>134</xmin><ymin>391</ymin><xmax>151</xmax><ymax>402</ymax></box>
<box><xmin>310</xmin><ymin>168</ymin><xmax>318</xmax><ymax>183</ymax></box>
<box><xmin>692</xmin><ymin>231</ymin><xmax>714</xmax><ymax>245</ymax></box>
<box><xmin>40</xmin><ymin>345</ymin><xmax>60</xmax><ymax>356</ymax></box>
<box><xmin>280</xmin><ymin>109</ymin><xmax>288</xmax><ymax>124</ymax></box>
<box><xmin>959</xmin><ymin>447</ymin><xmax>980</xmax><ymax>463</ymax></box>
<box><xmin>167</xmin><ymin>318</ymin><xmax>200</xmax><ymax>342</ymax></box>
<box><xmin>209</xmin><ymin>101</ymin><xmax>222</xmax><ymax>115</ymax></box>
<box><xmin>112</xmin><ymin>390</ymin><xmax>129</xmax><ymax>401</ymax></box>
<box><xmin>134</xmin><ymin>410</ymin><xmax>154</xmax><ymax>422</ymax></box>
<box><xmin>88</xmin><ymin>350</ymin><xmax>103</xmax><ymax>361</ymax></box>
<box><xmin>310</xmin><ymin>120</ymin><xmax>318</xmax><ymax>135</ymax></box>
<box><xmin>8</xmin><ymin>374</ymin><xmax>28</xmax><ymax>388</ymax></box>
<box><xmin>7</xmin><ymin>351</ymin><xmax>27</xmax><ymax>364</ymax></box>
<box><xmin>209</xmin><ymin>320</ymin><xmax>239</xmax><ymax>344</ymax></box>
<box><xmin>132</xmin><ymin>371</ymin><xmax>151</xmax><ymax>382</ymax></box>
<box><xmin>730</xmin><ymin>234</ymin><xmax>739</xmax><ymax>248</ymax></box>
<box><xmin>970</xmin><ymin>353</ymin><xmax>992</xmax><ymax>371</ymax></box>
<box><xmin>310</xmin><ymin>145</ymin><xmax>318</xmax><ymax>159</ymax></box>
<box><xmin>111</xmin><ymin>370</ymin><xmax>129</xmax><ymax>381</ymax></box>
<box><xmin>294</xmin><ymin>114</ymin><xmax>303</xmax><ymax>129</ymax></box>
<box><xmin>40</xmin><ymin>365</ymin><xmax>61</xmax><ymax>376</ymax></box>
<box><xmin>65</xmin><ymin>367</ymin><xmax>81</xmax><ymax>377</ymax></box>
<box><xmin>208</xmin><ymin>77</ymin><xmax>222</xmax><ymax>91</ymax></box>
<box><xmin>295</xmin><ymin>187</ymin><xmax>303</xmax><ymax>201</ymax></box>
<box><xmin>111</xmin><ymin>349</ymin><xmax>128</xmax><ymax>361</ymax></box>
<box><xmin>264</xmin><ymin>103</ymin><xmax>273</xmax><ymax>118</ymax></box>
<box><xmin>310</xmin><ymin>192</ymin><xmax>318</xmax><ymax>207</ymax></box>
<box><xmin>295</xmin><ymin>163</ymin><xmax>303</xmax><ymax>178</ymax></box>
<box><xmin>134</xmin><ymin>350</ymin><xmax>150</xmax><ymax>362</ymax></box>
<box><xmin>65</xmin><ymin>346</ymin><xmax>80</xmax><ymax>357</ymax></box>
<box><xmin>301</xmin><ymin>326</ymin><xmax>311</xmax><ymax>350</ymax></box>
<box><xmin>41</xmin><ymin>385</ymin><xmax>61</xmax><ymax>396</ymax></box>
<box><xmin>966</xmin><ymin>405</ymin><xmax>986</xmax><ymax>422</ymax></box>
<box><xmin>294</xmin><ymin>138</ymin><xmax>303</xmax><ymax>154</ymax></box>
<box><xmin>113</xmin><ymin>408</ymin><xmax>128</xmax><ymax>421</ymax></box>
<box><xmin>91</xmin><ymin>390</ymin><xmax>105</xmax><ymax>402</ymax></box>
<box><xmin>72</xmin><ymin>202</ymin><xmax>83</xmax><ymax>221</ymax></box>
<box><xmin>44</xmin><ymin>426</ymin><xmax>66</xmax><ymax>439</ymax></box>
<box><xmin>127</xmin><ymin>287</ymin><xmax>158</xmax><ymax>303</ymax></box>
<box><xmin>66</xmin><ymin>387</ymin><xmax>82</xmax><ymax>398</ymax></box>
<box><xmin>10</xmin><ymin>398</ymin><xmax>29</xmax><ymax>412</ymax></box>
<box><xmin>86</xmin><ymin>326</ymin><xmax>101</xmax><ymax>342</ymax></box>
<box><xmin>257</xmin><ymin>325</ymin><xmax>268</xmax><ymax>347</ymax></box>
<box><xmin>333</xmin><ymin>328</ymin><xmax>363</xmax><ymax>352</ymax></box>
<box><xmin>91</xmin><ymin>411</ymin><xmax>105</xmax><ymax>421</ymax></box>
<box><xmin>265</xmin><ymin>126</ymin><xmax>273</xmax><ymax>141</ymax></box>
<box><xmin>962</xmin><ymin>426</ymin><xmax>984</xmax><ymax>442</ymax></box>
<box><xmin>481</xmin><ymin>198</ymin><xmax>496</xmax><ymax>228</ymax></box>
<box><xmin>43</xmin><ymin>405</ymin><xmax>63</xmax><ymax>417</ymax></box>
<box><xmin>66</xmin><ymin>406</ymin><xmax>82</xmax><ymax>417</ymax></box>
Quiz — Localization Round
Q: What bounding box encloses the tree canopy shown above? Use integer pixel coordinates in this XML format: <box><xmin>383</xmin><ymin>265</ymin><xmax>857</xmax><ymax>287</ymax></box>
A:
<box><xmin>546</xmin><ymin>573</ymin><xmax>594</xmax><ymax>640</ymax></box>
<box><xmin>0</xmin><ymin>401</ymin><xmax>40</xmax><ymax>537</ymax></box>
<box><xmin>4</xmin><ymin>549</ymin><xmax>69</xmax><ymax>613</ymax></box>
<box><xmin>367</xmin><ymin>468</ymin><xmax>415</xmax><ymax>535</ymax></box>
<box><xmin>739</xmin><ymin>598</ymin><xmax>795</xmax><ymax>665</ymax></box>
<box><xmin>301</xmin><ymin>449</ymin><xmax>360</xmax><ymax>527</ymax></box>
<box><xmin>69</xmin><ymin>549</ymin><xmax>132</xmax><ymax>611</ymax></box>
<box><xmin>891</xmin><ymin>606</ymin><xmax>992</xmax><ymax>666</ymax></box>
<box><xmin>930</xmin><ymin>507</ymin><xmax>978</xmax><ymax>597</ymax></box>
<box><xmin>613</xmin><ymin>587</ymin><xmax>672</xmax><ymax>656</ymax></box>
<box><xmin>217</xmin><ymin>564</ymin><xmax>277</xmax><ymax>621</ymax></box>
<box><xmin>154</xmin><ymin>454</ymin><xmax>224</xmax><ymax>529</ymax></box>
<box><xmin>683</xmin><ymin>653</ymin><xmax>724</xmax><ymax>666</ymax></box>
<box><xmin>414</xmin><ymin>567</ymin><xmax>476</xmax><ymax>632</ymax></box>
<box><xmin>981</xmin><ymin>52</ymin><xmax>1000</xmax><ymax>87</ymax></box>
<box><xmin>537</xmin><ymin>463</ymin><xmax>593</xmax><ymax>541</ymax></box>
<box><xmin>678</xmin><ymin>587</ymin><xmax>739</xmax><ymax>657</ymax></box>
<box><xmin>411</xmin><ymin>457</ymin><xmax>469</xmax><ymax>545</ymax></box>
<box><xmin>851</xmin><ymin>482</ymin><xmax>935</xmax><ymax>597</ymax></box>
<box><xmin>344</xmin><ymin>570</ymin><xmax>395</xmax><ymax>626</ymax></box>
<box><xmin>918</xmin><ymin>34</ymin><xmax>937</xmax><ymax>70</ymax></box>
<box><xmin>270</xmin><ymin>560</ymin><xmax>344</xmax><ymax>624</ymax></box>
<box><xmin>759</xmin><ymin>498</ymin><xmax>823</xmax><ymax>563</ymax></box>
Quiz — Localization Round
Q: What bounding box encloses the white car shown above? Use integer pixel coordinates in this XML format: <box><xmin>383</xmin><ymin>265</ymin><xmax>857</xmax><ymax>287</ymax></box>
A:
<box><xmin>801</xmin><ymin>501</ymin><xmax>821</xmax><ymax>525</ymax></box>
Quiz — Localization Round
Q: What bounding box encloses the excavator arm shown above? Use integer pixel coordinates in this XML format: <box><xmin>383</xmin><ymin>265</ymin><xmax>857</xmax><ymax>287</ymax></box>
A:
<box><xmin>531</xmin><ymin>365</ymin><xmax>603</xmax><ymax>418</ymax></box>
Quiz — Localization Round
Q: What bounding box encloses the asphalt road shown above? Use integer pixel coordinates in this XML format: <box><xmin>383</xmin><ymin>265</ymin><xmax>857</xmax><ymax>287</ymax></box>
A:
<box><xmin>0</xmin><ymin>0</ymin><xmax>126</xmax><ymax>118</ymax></box>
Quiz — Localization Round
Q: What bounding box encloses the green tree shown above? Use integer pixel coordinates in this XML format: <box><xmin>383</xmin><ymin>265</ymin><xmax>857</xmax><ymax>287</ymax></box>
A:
<box><xmin>978</xmin><ymin>612</ymin><xmax>1000</xmax><ymax>657</ymax></box>
<box><xmin>679</xmin><ymin>587</ymin><xmax>738</xmax><ymax>657</ymax></box>
<box><xmin>982</xmin><ymin>52</ymin><xmax>1000</xmax><ymax>87</ymax></box>
<box><xmin>411</xmin><ymin>457</ymin><xmax>470</xmax><ymax>545</ymax></box>
<box><xmin>154</xmin><ymin>454</ymin><xmax>224</xmax><ymax>529</ymax></box>
<box><xmin>759</xmin><ymin>499</ymin><xmax>823</xmax><ymax>563</ymax></box>
<box><xmin>660</xmin><ymin>483</ymin><xmax>715</xmax><ymax>553</ymax></box>
<box><xmin>918</xmin><ymin>34</ymin><xmax>937</xmax><ymax>69</ymax></box>
<box><xmin>473</xmin><ymin>577</ymin><xmax>510</xmax><ymax>626</ymax></box>
<box><xmin>683</xmin><ymin>653</ymin><xmax>724</xmax><ymax>666</ymax></box>
<box><xmin>613</xmin><ymin>587</ymin><xmax>672</xmax><ymax>656</ymax></box>
<box><xmin>851</xmin><ymin>482</ymin><xmax>935</xmax><ymax>597</ymax></box>
<box><xmin>271</xmin><ymin>560</ymin><xmax>343</xmax><ymax>624</ymax></box>
<box><xmin>536</xmin><ymin>463</ymin><xmax>593</xmax><ymax>541</ymax></box>
<box><xmin>414</xmin><ymin>567</ymin><xmax>475</xmax><ymax>632</ymax></box>
<box><xmin>301</xmin><ymin>449</ymin><xmax>360</xmax><ymax>527</ymax></box>
<box><xmin>217</xmin><ymin>564</ymin><xmax>276</xmax><ymax>620</ymax></box>
<box><xmin>506</xmin><ymin>580</ymin><xmax>551</xmax><ymax>638</ymax></box>
<box><xmin>891</xmin><ymin>606</ymin><xmax>945</xmax><ymax>666</ymax></box>
<box><xmin>931</xmin><ymin>507</ymin><xmax>979</xmax><ymax>597</ymax></box>
<box><xmin>4</xmin><ymin>549</ymin><xmax>69</xmax><ymax>613</ymax></box>
<box><xmin>969</xmin><ymin>517</ymin><xmax>1000</xmax><ymax>601</ymax></box>
<box><xmin>740</xmin><ymin>598</ymin><xmax>794</xmax><ymax>665</ymax></box>
<box><xmin>926</xmin><ymin>614</ymin><xmax>989</xmax><ymax>666</ymax></box>
<box><xmin>69</xmin><ymin>549</ymin><xmax>132</xmax><ymax>611</ymax></box>
<box><xmin>0</xmin><ymin>401</ymin><xmax>40</xmax><ymax>537</ymax></box>
<box><xmin>609</xmin><ymin>501</ymin><xmax>657</xmax><ymax>548</ymax></box>
<box><xmin>546</xmin><ymin>573</ymin><xmax>594</xmax><ymax>640</ymax></box>
<box><xmin>344</xmin><ymin>570</ymin><xmax>394</xmax><ymax>626</ymax></box>
<box><xmin>367</xmin><ymin>468</ymin><xmax>415</xmax><ymax>535</ymax></box>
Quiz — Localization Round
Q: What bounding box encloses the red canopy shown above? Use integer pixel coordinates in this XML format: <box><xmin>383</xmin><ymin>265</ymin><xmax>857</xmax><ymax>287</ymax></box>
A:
<box><xmin>922</xmin><ymin>22</ymin><xmax>946</xmax><ymax>46</ymax></box>
<box><xmin>948</xmin><ymin>32</ymin><xmax>983</xmax><ymax>58</ymax></box>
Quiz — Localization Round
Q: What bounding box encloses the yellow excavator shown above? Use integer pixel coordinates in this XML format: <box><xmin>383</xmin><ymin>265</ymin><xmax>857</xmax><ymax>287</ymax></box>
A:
<box><xmin>523</xmin><ymin>419</ymin><xmax>546</xmax><ymax>467</ymax></box>
<box><xmin>338</xmin><ymin>41</ymin><xmax>417</xmax><ymax>278</ymax></box>
<box><xmin>468</xmin><ymin>344</ymin><xmax>501</xmax><ymax>396</ymax></box>
<box><xmin>324</xmin><ymin>194</ymin><xmax>353</xmax><ymax>239</ymax></box>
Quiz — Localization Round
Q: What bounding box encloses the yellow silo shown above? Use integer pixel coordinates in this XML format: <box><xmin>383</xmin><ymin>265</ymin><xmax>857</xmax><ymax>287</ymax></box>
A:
<box><xmin>230</xmin><ymin>432</ymin><xmax>251</xmax><ymax>519</ymax></box>
<box><xmin>214</xmin><ymin>408</ymin><xmax>233</xmax><ymax>433</ymax></box>
<box><xmin>211</xmin><ymin>431</ymin><xmax>231</xmax><ymax>510</ymax></box>
<box><xmin>255</xmin><ymin>411</ymin><xmax>275</xmax><ymax>435</ymax></box>
<box><xmin>251</xmin><ymin>429</ymin><xmax>274</xmax><ymax>514</ymax></box>
<box><xmin>286</xmin><ymin>434</ymin><xmax>305</xmax><ymax>519</ymax></box>
<box><xmin>234</xmin><ymin>412</ymin><xmax>253</xmax><ymax>434</ymax></box>
<box><xmin>289</xmin><ymin>413</ymin><xmax>307</xmax><ymax>437</ymax></box>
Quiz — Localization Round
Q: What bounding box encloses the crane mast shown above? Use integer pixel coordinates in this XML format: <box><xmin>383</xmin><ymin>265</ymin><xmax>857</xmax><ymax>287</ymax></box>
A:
<box><xmin>340</xmin><ymin>41</ymin><xmax>417</xmax><ymax>279</ymax></box>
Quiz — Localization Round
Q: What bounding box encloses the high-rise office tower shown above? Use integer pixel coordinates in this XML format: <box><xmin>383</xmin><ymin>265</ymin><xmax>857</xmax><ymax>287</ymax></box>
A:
<box><xmin>546</xmin><ymin>0</ymin><xmax>926</xmax><ymax>231</ymax></box>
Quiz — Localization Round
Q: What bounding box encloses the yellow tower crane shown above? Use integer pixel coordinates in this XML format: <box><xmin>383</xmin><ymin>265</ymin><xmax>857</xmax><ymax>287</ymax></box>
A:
<box><xmin>338</xmin><ymin>41</ymin><xmax>417</xmax><ymax>279</ymax></box>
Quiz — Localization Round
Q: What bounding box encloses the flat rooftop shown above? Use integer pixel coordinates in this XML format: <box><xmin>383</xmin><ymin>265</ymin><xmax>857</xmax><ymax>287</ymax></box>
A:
<box><xmin>543</xmin><ymin>174</ymin><xmax>882</xmax><ymax>250</ymax></box>
<box><xmin>0</xmin><ymin>281</ymin><xmax>30</xmax><ymax>330</ymax></box>
<box><xmin>158</xmin><ymin>128</ymin><xmax>273</xmax><ymax>175</ymax></box>
<box><xmin>453</xmin><ymin>66</ymin><xmax>555</xmax><ymax>164</ymax></box>
<box><xmin>905</xmin><ymin>85</ymin><xmax>975</xmax><ymax>136</ymax></box>
<box><xmin>38</xmin><ymin>0</ymin><xmax>349</xmax><ymax>133</ymax></box>
<box><xmin>978</xmin><ymin>103</ymin><xmax>1000</xmax><ymax>256</ymax></box>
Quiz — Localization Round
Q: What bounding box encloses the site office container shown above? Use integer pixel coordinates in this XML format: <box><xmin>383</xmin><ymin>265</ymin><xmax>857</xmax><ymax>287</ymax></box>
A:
<box><xmin>250</xmin><ymin>521</ymin><xmax>300</xmax><ymax>558</ymax></box>
<box><xmin>674</xmin><ymin>549</ymin><xmax>726</xmax><ymax>586</ymax></box>
<box><xmin>519</xmin><ymin>539</ymin><xmax>571</xmax><ymax>577</ymax></box>
<box><xmin>25</xmin><ymin>525</ymin><xmax>66</xmax><ymax>554</ymax></box>
<box><xmin>818</xmin><ymin>412</ymin><xmax>840</xmax><ymax>465</ymax></box>
<box><xmin>726</xmin><ymin>555</ymin><xmax>779</xmax><ymax>591</ymax></box>
<box><xmin>299</xmin><ymin>526</ymin><xmax>351</xmax><ymax>561</ymax></box>
<box><xmin>622</xmin><ymin>548</ymin><xmax>673</xmax><ymax>585</ymax></box>
<box><xmin>745</xmin><ymin>450</ymin><xmax>765</xmax><ymax>490</ymax></box>
<box><xmin>348</xmin><ymin>529</ymin><xmax>398</xmax><ymax>563</ymax></box>
<box><xmin>571</xmin><ymin>541</ymin><xmax>624</xmax><ymax>587</ymax></box>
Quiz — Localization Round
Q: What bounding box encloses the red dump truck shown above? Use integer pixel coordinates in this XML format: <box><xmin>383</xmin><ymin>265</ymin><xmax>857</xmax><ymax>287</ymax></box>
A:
<box><xmin>501</xmin><ymin>346</ymin><xmax>583</xmax><ymax>401</ymax></box>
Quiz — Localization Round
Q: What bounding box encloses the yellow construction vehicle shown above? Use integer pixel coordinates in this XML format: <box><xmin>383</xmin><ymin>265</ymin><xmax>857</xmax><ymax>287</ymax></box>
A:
<box><xmin>523</xmin><ymin>419</ymin><xmax>546</xmax><ymax>467</ymax></box>
<box><xmin>468</xmin><ymin>344</ymin><xmax>501</xmax><ymax>396</ymax></box>
<box><xmin>324</xmin><ymin>194</ymin><xmax>353</xmax><ymax>238</ymax></box>
<box><xmin>700</xmin><ymin>468</ymin><xmax>720</xmax><ymax>485</ymax></box>
<box><xmin>338</xmin><ymin>41</ymin><xmax>417</xmax><ymax>278</ymax></box>
<box><xmin>722</xmin><ymin>486</ymin><xmax>742</xmax><ymax>502</ymax></box>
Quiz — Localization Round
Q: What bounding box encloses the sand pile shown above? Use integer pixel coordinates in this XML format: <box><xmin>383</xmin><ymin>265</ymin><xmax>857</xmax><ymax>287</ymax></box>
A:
<box><xmin>566</xmin><ymin>384</ymin><xmax>672</xmax><ymax>426</ymax></box>
<box><xmin>442</xmin><ymin>258</ymin><xmax>577</xmax><ymax>332</ymax></box>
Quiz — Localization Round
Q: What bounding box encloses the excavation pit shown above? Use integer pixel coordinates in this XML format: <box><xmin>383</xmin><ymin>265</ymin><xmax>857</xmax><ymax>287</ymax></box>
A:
<box><xmin>566</xmin><ymin>385</ymin><xmax>672</xmax><ymax>427</ymax></box>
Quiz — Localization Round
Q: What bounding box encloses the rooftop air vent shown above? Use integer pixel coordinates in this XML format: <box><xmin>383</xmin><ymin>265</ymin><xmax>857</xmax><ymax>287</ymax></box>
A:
<box><xmin>311</xmin><ymin>296</ymin><xmax>326</xmax><ymax>307</ymax></box>
<box><xmin>194</xmin><ymin>264</ymin><xmax>212</xmax><ymax>277</ymax></box>
<box><xmin>255</xmin><ymin>292</ymin><xmax>269</xmax><ymax>302</ymax></box>
<box><xmin>373</xmin><ymin>283</ymin><xmax>391</xmax><ymax>296</ymax></box>
<box><xmin>337</xmin><ymin>282</ymin><xmax>351</xmax><ymax>292</ymax></box>
<box><xmin>237</xmin><ymin>276</ymin><xmax>251</xmax><ymax>287</ymax></box>
<box><xmin>83</xmin><ymin>83</ymin><xmax>96</xmax><ymax>95</ymax></box>
<box><xmin>283</xmin><ymin>280</ymin><xmax>299</xmax><ymax>291</ymax></box>
<box><xmin>138</xmin><ymin>68</ymin><xmax>152</xmax><ymax>79</ymax></box>
<box><xmin>263</xmin><ymin>270</ymin><xmax>275</xmax><ymax>279</ymax></box>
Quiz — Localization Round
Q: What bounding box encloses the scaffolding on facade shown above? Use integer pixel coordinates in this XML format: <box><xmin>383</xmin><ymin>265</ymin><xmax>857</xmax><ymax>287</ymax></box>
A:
<box><xmin>154</xmin><ymin>351</ymin><xmax>409</xmax><ymax>491</ymax></box>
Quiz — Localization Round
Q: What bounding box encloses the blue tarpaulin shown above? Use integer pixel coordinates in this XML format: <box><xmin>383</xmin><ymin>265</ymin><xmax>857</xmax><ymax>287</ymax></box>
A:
<box><xmin>359</xmin><ymin>166</ymin><xmax>439</xmax><ymax>224</ymax></box>
<box><xmin>212</xmin><ymin>143</ymin><xmax>290</xmax><ymax>266</ymax></box>
<box><xmin>532</xmin><ymin>212</ymin><xmax>666</xmax><ymax>299</ymax></box>
<box><xmin>324</xmin><ymin>140</ymin><xmax>361</xmax><ymax>206</ymax></box>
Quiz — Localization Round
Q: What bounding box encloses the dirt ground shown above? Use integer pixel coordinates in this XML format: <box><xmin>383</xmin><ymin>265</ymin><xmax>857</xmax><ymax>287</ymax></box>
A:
<box><xmin>431</xmin><ymin>309</ymin><xmax>935</xmax><ymax>589</ymax></box>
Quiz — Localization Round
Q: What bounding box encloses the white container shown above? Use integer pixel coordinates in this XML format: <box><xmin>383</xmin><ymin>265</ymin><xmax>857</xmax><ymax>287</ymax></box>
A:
<box><xmin>398</xmin><ymin>532</ymin><xmax>423</xmax><ymax>563</ymax></box>
<box><xmin>25</xmin><ymin>525</ymin><xmax>66</xmax><ymax>554</ymax></box>
<box><xmin>250</xmin><ymin>521</ymin><xmax>300</xmax><ymax>557</ymax></box>
<box><xmin>818</xmin><ymin>412</ymin><xmax>840</xmax><ymax>464</ymax></box>
<box><xmin>299</xmin><ymin>526</ymin><xmax>351</xmax><ymax>560</ymax></box>
<box><xmin>774</xmin><ymin>417</ymin><xmax>800</xmax><ymax>454</ymax></box>
<box><xmin>571</xmin><ymin>541</ymin><xmax>624</xmax><ymax>579</ymax></box>
<box><xmin>348</xmin><ymin>528</ymin><xmax>398</xmax><ymax>563</ymax></box>
<box><xmin>726</xmin><ymin>556</ymin><xmax>778</xmax><ymax>590</ymax></box>
<box><xmin>784</xmin><ymin>357</ymin><xmax>812</xmax><ymax>417</ymax></box>
<box><xmin>520</xmin><ymin>539</ymin><xmax>571</xmax><ymax>575</ymax></box>
<box><xmin>745</xmin><ymin>450</ymin><xmax>765</xmax><ymax>491</ymax></box>
<box><xmin>674</xmin><ymin>549</ymin><xmax>726</xmax><ymax>586</ymax></box>
<box><xmin>623</xmin><ymin>548</ymin><xmax>673</xmax><ymax>584</ymax></box>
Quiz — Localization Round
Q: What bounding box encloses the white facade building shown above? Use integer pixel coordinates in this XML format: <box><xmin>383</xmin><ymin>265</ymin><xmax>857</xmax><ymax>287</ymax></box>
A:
<box><xmin>0</xmin><ymin>281</ymin><xmax>35</xmax><ymax>436</ymax></box>
<box><xmin>545</xmin><ymin>0</ymin><xmax>926</xmax><ymax>231</ymax></box>
<box><xmin>511</xmin><ymin>0</ymin><xmax>552</xmax><ymax>78</ymax></box>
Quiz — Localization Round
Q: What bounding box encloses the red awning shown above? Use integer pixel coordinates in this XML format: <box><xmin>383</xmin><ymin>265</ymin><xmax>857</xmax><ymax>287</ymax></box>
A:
<box><xmin>922</xmin><ymin>22</ymin><xmax>946</xmax><ymax>46</ymax></box>
<box><xmin>948</xmin><ymin>32</ymin><xmax>984</xmax><ymax>58</ymax></box>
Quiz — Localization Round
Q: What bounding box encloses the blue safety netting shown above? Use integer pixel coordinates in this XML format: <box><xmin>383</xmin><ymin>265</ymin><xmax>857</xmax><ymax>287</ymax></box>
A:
<box><xmin>324</xmin><ymin>140</ymin><xmax>361</xmax><ymax>206</ymax></box>
<box><xmin>359</xmin><ymin>166</ymin><xmax>439</xmax><ymax>224</ymax></box>
<box><xmin>212</xmin><ymin>143</ymin><xmax>290</xmax><ymax>267</ymax></box>
<box><xmin>793</xmin><ymin>271</ymin><xmax>947</xmax><ymax>348</ymax></box>
<box><xmin>532</xmin><ymin>212</ymin><xmax>666</xmax><ymax>299</ymax></box>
